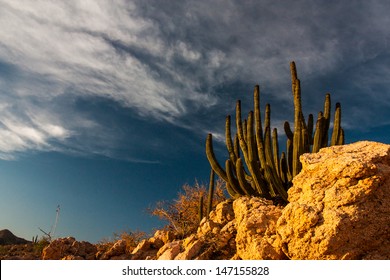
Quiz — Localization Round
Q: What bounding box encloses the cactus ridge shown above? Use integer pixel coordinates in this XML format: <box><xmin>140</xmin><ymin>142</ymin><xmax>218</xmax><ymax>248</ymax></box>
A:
<box><xmin>205</xmin><ymin>61</ymin><xmax>344</xmax><ymax>204</ymax></box>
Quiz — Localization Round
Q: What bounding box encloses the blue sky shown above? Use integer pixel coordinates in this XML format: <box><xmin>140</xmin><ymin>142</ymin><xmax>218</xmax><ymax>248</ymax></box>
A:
<box><xmin>0</xmin><ymin>0</ymin><xmax>389</xmax><ymax>243</ymax></box>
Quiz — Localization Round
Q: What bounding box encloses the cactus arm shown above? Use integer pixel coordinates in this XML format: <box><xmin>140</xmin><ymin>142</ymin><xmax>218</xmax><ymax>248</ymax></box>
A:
<box><xmin>312</xmin><ymin>112</ymin><xmax>324</xmax><ymax>153</ymax></box>
<box><xmin>279</xmin><ymin>152</ymin><xmax>289</xmax><ymax>186</ymax></box>
<box><xmin>272</xmin><ymin>128</ymin><xmax>280</xmax><ymax>177</ymax></box>
<box><xmin>225</xmin><ymin>115</ymin><xmax>237</xmax><ymax>164</ymax></box>
<box><xmin>225</xmin><ymin>183</ymin><xmax>241</xmax><ymax>199</ymax></box>
<box><xmin>236</xmin><ymin>100</ymin><xmax>249</xmax><ymax>157</ymax></box>
<box><xmin>330</xmin><ymin>103</ymin><xmax>341</xmax><ymax>146</ymax></box>
<box><xmin>206</xmin><ymin>169</ymin><xmax>215</xmax><ymax>217</ymax></box>
<box><xmin>321</xmin><ymin>93</ymin><xmax>331</xmax><ymax>147</ymax></box>
<box><xmin>284</xmin><ymin>121</ymin><xmax>294</xmax><ymax>141</ymax></box>
<box><xmin>206</xmin><ymin>134</ymin><xmax>228</xmax><ymax>182</ymax></box>
<box><xmin>338</xmin><ymin>128</ymin><xmax>345</xmax><ymax>145</ymax></box>
<box><xmin>225</xmin><ymin>159</ymin><xmax>245</xmax><ymax>195</ymax></box>
<box><xmin>286</xmin><ymin>138</ymin><xmax>293</xmax><ymax>182</ymax></box>
<box><xmin>235</xmin><ymin>158</ymin><xmax>256</xmax><ymax>195</ymax></box>
<box><xmin>233</xmin><ymin>133</ymin><xmax>240</xmax><ymax>160</ymax></box>
<box><xmin>292</xmin><ymin>78</ymin><xmax>303</xmax><ymax>177</ymax></box>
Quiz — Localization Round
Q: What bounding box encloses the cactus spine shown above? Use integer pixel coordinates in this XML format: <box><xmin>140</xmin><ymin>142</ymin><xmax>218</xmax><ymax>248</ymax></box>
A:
<box><xmin>206</xmin><ymin>61</ymin><xmax>344</xmax><ymax>204</ymax></box>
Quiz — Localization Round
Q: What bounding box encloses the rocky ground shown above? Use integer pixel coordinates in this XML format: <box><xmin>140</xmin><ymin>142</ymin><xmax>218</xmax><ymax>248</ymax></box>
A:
<box><xmin>2</xmin><ymin>141</ymin><xmax>390</xmax><ymax>260</ymax></box>
<box><xmin>0</xmin><ymin>244</ymin><xmax>42</xmax><ymax>260</ymax></box>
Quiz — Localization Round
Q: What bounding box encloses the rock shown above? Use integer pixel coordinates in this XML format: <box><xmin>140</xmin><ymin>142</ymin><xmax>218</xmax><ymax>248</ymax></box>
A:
<box><xmin>42</xmin><ymin>237</ymin><xmax>97</xmax><ymax>260</ymax></box>
<box><xmin>100</xmin><ymin>239</ymin><xmax>127</xmax><ymax>260</ymax></box>
<box><xmin>174</xmin><ymin>235</ymin><xmax>204</xmax><ymax>260</ymax></box>
<box><xmin>208</xmin><ymin>199</ymin><xmax>235</xmax><ymax>224</ymax></box>
<box><xmin>36</xmin><ymin>141</ymin><xmax>390</xmax><ymax>260</ymax></box>
<box><xmin>0</xmin><ymin>229</ymin><xmax>31</xmax><ymax>245</ymax></box>
<box><xmin>234</xmin><ymin>196</ymin><xmax>287</xmax><ymax>259</ymax></box>
<box><xmin>150</xmin><ymin>230</ymin><xmax>175</xmax><ymax>246</ymax></box>
<box><xmin>157</xmin><ymin>240</ymin><xmax>182</xmax><ymax>260</ymax></box>
<box><xmin>277</xmin><ymin>141</ymin><xmax>390</xmax><ymax>259</ymax></box>
<box><xmin>197</xmin><ymin>199</ymin><xmax>234</xmax><ymax>236</ymax></box>
<box><xmin>130</xmin><ymin>239</ymin><xmax>158</xmax><ymax>260</ymax></box>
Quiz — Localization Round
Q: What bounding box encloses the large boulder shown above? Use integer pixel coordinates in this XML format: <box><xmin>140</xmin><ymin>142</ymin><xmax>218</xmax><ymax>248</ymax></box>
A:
<box><xmin>277</xmin><ymin>141</ymin><xmax>390</xmax><ymax>259</ymax></box>
<box><xmin>233</xmin><ymin>197</ymin><xmax>286</xmax><ymax>259</ymax></box>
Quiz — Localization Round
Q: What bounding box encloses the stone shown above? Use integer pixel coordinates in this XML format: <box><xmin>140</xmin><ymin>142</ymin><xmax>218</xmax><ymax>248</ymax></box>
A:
<box><xmin>150</xmin><ymin>230</ymin><xmax>175</xmax><ymax>246</ymax></box>
<box><xmin>175</xmin><ymin>236</ymin><xmax>204</xmax><ymax>260</ymax></box>
<box><xmin>208</xmin><ymin>199</ymin><xmax>235</xmax><ymax>224</ymax></box>
<box><xmin>233</xmin><ymin>196</ymin><xmax>286</xmax><ymax>260</ymax></box>
<box><xmin>130</xmin><ymin>239</ymin><xmax>158</xmax><ymax>260</ymax></box>
<box><xmin>42</xmin><ymin>237</ymin><xmax>76</xmax><ymax>260</ymax></box>
<box><xmin>42</xmin><ymin>237</ymin><xmax>97</xmax><ymax>260</ymax></box>
<box><xmin>277</xmin><ymin>141</ymin><xmax>390</xmax><ymax>259</ymax></box>
<box><xmin>157</xmin><ymin>240</ymin><xmax>182</xmax><ymax>260</ymax></box>
<box><xmin>100</xmin><ymin>239</ymin><xmax>127</xmax><ymax>260</ymax></box>
<box><xmin>197</xmin><ymin>199</ymin><xmax>234</xmax><ymax>236</ymax></box>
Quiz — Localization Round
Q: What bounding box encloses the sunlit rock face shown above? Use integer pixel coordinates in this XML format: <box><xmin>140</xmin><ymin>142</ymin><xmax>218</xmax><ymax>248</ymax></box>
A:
<box><xmin>277</xmin><ymin>141</ymin><xmax>390</xmax><ymax>259</ymax></box>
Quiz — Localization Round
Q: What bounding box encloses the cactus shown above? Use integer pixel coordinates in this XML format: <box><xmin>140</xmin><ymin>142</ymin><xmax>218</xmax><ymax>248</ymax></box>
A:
<box><xmin>206</xmin><ymin>169</ymin><xmax>215</xmax><ymax>218</ymax></box>
<box><xmin>206</xmin><ymin>61</ymin><xmax>344</xmax><ymax>204</ymax></box>
<box><xmin>32</xmin><ymin>235</ymin><xmax>38</xmax><ymax>244</ymax></box>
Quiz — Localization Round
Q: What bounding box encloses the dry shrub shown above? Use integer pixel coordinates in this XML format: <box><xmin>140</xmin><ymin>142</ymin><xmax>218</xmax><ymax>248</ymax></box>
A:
<box><xmin>150</xmin><ymin>179</ymin><xmax>227</xmax><ymax>238</ymax></box>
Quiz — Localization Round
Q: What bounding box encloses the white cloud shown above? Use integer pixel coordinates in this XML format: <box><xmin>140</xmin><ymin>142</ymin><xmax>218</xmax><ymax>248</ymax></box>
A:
<box><xmin>0</xmin><ymin>114</ymin><xmax>71</xmax><ymax>157</ymax></box>
<box><xmin>0</xmin><ymin>0</ymin><xmax>389</xmax><ymax>158</ymax></box>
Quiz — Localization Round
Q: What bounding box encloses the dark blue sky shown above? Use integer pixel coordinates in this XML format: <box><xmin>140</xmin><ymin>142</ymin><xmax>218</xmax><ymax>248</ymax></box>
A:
<box><xmin>0</xmin><ymin>0</ymin><xmax>389</xmax><ymax>243</ymax></box>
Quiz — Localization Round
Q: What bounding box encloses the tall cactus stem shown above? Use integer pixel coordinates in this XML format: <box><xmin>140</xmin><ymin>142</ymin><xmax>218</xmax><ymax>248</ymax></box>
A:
<box><xmin>312</xmin><ymin>112</ymin><xmax>324</xmax><ymax>153</ymax></box>
<box><xmin>322</xmin><ymin>93</ymin><xmax>331</xmax><ymax>147</ymax></box>
<box><xmin>206</xmin><ymin>169</ymin><xmax>215</xmax><ymax>218</ymax></box>
<box><xmin>331</xmin><ymin>102</ymin><xmax>342</xmax><ymax>146</ymax></box>
<box><xmin>206</xmin><ymin>134</ymin><xmax>228</xmax><ymax>182</ymax></box>
<box><xmin>292</xmin><ymin>78</ymin><xmax>303</xmax><ymax>177</ymax></box>
<box><xmin>225</xmin><ymin>115</ymin><xmax>237</xmax><ymax>164</ymax></box>
<box><xmin>272</xmin><ymin>128</ymin><xmax>280</xmax><ymax>177</ymax></box>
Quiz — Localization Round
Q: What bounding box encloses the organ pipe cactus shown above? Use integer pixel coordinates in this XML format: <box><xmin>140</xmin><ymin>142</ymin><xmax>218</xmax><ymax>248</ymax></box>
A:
<box><xmin>199</xmin><ymin>169</ymin><xmax>216</xmax><ymax>223</ymax></box>
<box><xmin>206</xmin><ymin>169</ymin><xmax>215</xmax><ymax>218</ymax></box>
<box><xmin>206</xmin><ymin>61</ymin><xmax>344</xmax><ymax>204</ymax></box>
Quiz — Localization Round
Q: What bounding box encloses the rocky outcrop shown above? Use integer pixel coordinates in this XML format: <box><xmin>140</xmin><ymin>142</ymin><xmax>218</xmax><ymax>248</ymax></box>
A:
<box><xmin>99</xmin><ymin>239</ymin><xmax>128</xmax><ymax>260</ymax></box>
<box><xmin>42</xmin><ymin>237</ymin><xmax>97</xmax><ymax>260</ymax></box>
<box><xmin>154</xmin><ymin>141</ymin><xmax>389</xmax><ymax>260</ymax></box>
<box><xmin>277</xmin><ymin>141</ymin><xmax>390</xmax><ymax>259</ymax></box>
<box><xmin>156</xmin><ymin>199</ymin><xmax>237</xmax><ymax>260</ymax></box>
<box><xmin>15</xmin><ymin>141</ymin><xmax>389</xmax><ymax>260</ymax></box>
<box><xmin>0</xmin><ymin>229</ymin><xmax>31</xmax><ymax>245</ymax></box>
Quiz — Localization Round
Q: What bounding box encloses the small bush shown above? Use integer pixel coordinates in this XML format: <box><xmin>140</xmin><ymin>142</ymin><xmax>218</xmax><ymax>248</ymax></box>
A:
<box><xmin>149</xmin><ymin>179</ymin><xmax>227</xmax><ymax>238</ymax></box>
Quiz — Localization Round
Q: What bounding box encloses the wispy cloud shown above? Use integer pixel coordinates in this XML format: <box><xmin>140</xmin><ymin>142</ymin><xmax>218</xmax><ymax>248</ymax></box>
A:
<box><xmin>0</xmin><ymin>0</ymin><xmax>389</xmax><ymax>159</ymax></box>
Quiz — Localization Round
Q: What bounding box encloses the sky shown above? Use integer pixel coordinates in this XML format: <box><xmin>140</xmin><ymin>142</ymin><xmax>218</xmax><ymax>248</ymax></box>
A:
<box><xmin>0</xmin><ymin>0</ymin><xmax>390</xmax><ymax>243</ymax></box>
